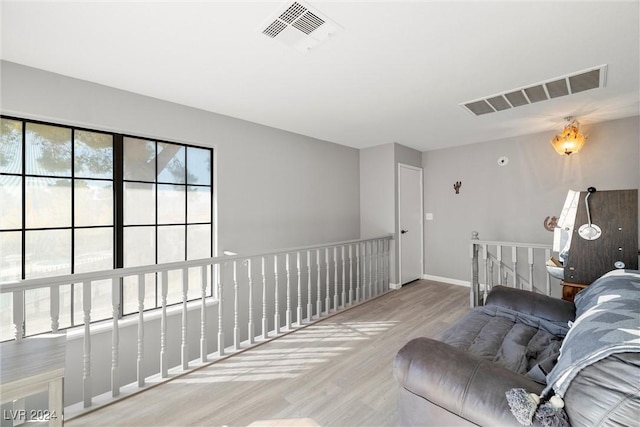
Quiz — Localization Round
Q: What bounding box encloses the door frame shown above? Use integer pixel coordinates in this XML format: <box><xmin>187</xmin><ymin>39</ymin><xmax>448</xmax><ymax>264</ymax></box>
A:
<box><xmin>397</xmin><ymin>163</ymin><xmax>424</xmax><ymax>286</ymax></box>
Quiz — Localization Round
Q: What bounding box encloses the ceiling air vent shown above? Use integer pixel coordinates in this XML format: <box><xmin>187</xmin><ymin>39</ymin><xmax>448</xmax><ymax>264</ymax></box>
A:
<box><xmin>460</xmin><ymin>65</ymin><xmax>608</xmax><ymax>116</ymax></box>
<box><xmin>258</xmin><ymin>1</ymin><xmax>342</xmax><ymax>53</ymax></box>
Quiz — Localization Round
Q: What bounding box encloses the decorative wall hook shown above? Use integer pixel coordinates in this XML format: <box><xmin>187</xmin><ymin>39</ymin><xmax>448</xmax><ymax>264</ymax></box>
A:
<box><xmin>454</xmin><ymin>181</ymin><xmax>462</xmax><ymax>194</ymax></box>
<box><xmin>544</xmin><ymin>216</ymin><xmax>558</xmax><ymax>232</ymax></box>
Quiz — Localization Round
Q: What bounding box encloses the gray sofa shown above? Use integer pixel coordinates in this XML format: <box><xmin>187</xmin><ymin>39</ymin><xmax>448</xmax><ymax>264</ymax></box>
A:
<box><xmin>393</xmin><ymin>270</ymin><xmax>640</xmax><ymax>426</ymax></box>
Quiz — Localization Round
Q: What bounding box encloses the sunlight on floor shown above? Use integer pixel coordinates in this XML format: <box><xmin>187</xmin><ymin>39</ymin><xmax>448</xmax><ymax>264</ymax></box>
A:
<box><xmin>171</xmin><ymin>320</ymin><xmax>399</xmax><ymax>384</ymax></box>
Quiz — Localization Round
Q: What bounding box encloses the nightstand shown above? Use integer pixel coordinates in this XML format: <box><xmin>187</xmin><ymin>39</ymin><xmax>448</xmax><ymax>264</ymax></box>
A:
<box><xmin>561</xmin><ymin>281</ymin><xmax>588</xmax><ymax>302</ymax></box>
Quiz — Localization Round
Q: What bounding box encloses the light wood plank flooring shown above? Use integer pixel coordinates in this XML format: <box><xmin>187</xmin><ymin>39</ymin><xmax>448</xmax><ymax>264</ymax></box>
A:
<box><xmin>67</xmin><ymin>280</ymin><xmax>470</xmax><ymax>427</ymax></box>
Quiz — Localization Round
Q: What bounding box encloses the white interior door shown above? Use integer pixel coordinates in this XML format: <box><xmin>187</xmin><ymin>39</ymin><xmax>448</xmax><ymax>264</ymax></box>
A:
<box><xmin>398</xmin><ymin>164</ymin><xmax>423</xmax><ymax>285</ymax></box>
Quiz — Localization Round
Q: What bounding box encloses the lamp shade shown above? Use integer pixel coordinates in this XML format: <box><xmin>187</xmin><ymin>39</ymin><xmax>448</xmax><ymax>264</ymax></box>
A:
<box><xmin>550</xmin><ymin>119</ymin><xmax>587</xmax><ymax>155</ymax></box>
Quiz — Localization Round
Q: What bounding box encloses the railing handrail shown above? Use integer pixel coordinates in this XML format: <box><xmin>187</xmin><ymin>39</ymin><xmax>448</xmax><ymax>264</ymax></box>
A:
<box><xmin>470</xmin><ymin>238</ymin><xmax>552</xmax><ymax>250</ymax></box>
<box><xmin>0</xmin><ymin>235</ymin><xmax>394</xmax><ymax>293</ymax></box>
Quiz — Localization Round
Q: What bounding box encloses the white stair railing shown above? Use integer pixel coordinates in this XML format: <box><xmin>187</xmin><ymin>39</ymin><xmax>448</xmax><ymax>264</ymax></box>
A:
<box><xmin>470</xmin><ymin>231</ymin><xmax>555</xmax><ymax>307</ymax></box>
<box><xmin>0</xmin><ymin>235</ymin><xmax>393</xmax><ymax>419</ymax></box>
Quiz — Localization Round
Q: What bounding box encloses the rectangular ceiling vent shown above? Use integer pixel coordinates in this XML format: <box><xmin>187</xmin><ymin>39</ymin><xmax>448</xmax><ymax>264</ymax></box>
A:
<box><xmin>460</xmin><ymin>65</ymin><xmax>608</xmax><ymax>116</ymax></box>
<box><xmin>258</xmin><ymin>1</ymin><xmax>342</xmax><ymax>53</ymax></box>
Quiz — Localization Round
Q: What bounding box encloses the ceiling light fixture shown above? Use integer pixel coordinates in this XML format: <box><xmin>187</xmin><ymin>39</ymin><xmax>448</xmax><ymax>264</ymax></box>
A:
<box><xmin>550</xmin><ymin>117</ymin><xmax>587</xmax><ymax>155</ymax></box>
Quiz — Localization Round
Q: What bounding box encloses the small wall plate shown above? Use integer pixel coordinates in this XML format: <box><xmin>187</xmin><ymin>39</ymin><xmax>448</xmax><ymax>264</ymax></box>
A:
<box><xmin>497</xmin><ymin>156</ymin><xmax>509</xmax><ymax>166</ymax></box>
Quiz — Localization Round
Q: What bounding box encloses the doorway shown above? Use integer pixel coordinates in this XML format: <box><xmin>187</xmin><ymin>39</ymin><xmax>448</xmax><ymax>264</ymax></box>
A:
<box><xmin>398</xmin><ymin>164</ymin><xmax>424</xmax><ymax>285</ymax></box>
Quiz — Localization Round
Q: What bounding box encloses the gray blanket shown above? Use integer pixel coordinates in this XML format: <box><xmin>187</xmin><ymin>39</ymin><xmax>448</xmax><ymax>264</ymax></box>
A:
<box><xmin>542</xmin><ymin>269</ymin><xmax>640</xmax><ymax>398</ymax></box>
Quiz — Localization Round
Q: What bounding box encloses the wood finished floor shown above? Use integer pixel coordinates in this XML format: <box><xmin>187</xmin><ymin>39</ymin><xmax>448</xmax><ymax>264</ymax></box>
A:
<box><xmin>67</xmin><ymin>280</ymin><xmax>470</xmax><ymax>427</ymax></box>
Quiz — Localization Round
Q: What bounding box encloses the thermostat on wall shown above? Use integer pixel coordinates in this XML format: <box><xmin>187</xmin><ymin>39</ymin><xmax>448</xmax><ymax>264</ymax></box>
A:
<box><xmin>497</xmin><ymin>156</ymin><xmax>509</xmax><ymax>166</ymax></box>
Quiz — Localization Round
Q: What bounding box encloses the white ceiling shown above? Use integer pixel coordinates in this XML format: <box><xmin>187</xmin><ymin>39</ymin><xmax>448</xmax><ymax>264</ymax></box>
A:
<box><xmin>1</xmin><ymin>1</ymin><xmax>638</xmax><ymax>152</ymax></box>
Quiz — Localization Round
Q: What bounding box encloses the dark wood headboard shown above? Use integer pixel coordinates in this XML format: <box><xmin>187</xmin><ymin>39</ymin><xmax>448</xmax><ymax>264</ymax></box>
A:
<box><xmin>564</xmin><ymin>189</ymin><xmax>638</xmax><ymax>284</ymax></box>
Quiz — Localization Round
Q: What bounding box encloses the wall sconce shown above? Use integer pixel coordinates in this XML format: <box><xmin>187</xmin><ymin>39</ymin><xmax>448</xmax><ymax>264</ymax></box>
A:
<box><xmin>550</xmin><ymin>116</ymin><xmax>587</xmax><ymax>155</ymax></box>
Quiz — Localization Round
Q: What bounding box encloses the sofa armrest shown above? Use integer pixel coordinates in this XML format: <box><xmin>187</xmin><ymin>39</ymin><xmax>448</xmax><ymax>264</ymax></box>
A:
<box><xmin>485</xmin><ymin>286</ymin><xmax>575</xmax><ymax>323</ymax></box>
<box><xmin>394</xmin><ymin>337</ymin><xmax>544</xmax><ymax>426</ymax></box>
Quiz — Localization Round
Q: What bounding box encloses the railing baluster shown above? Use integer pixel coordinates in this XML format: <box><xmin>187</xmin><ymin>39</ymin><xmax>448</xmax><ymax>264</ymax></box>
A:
<box><xmin>368</xmin><ymin>241</ymin><xmax>373</xmax><ymax>298</ymax></box>
<box><xmin>137</xmin><ymin>273</ymin><xmax>145</xmax><ymax>387</ymax></box>
<box><xmin>247</xmin><ymin>259</ymin><xmax>254</xmax><ymax>345</ymax></box>
<box><xmin>375</xmin><ymin>240</ymin><xmax>380</xmax><ymax>295</ymax></box>
<box><xmin>470</xmin><ymin>236</ymin><xmax>479</xmax><ymax>307</ymax></box>
<box><xmin>385</xmin><ymin>238</ymin><xmax>391</xmax><ymax>290</ymax></box>
<box><xmin>261</xmin><ymin>257</ymin><xmax>268</xmax><ymax>339</ymax></box>
<box><xmin>341</xmin><ymin>246</ymin><xmax>346</xmax><ymax>307</ymax></box>
<box><xmin>274</xmin><ymin>255</ymin><xmax>280</xmax><ymax>334</ymax></box>
<box><xmin>217</xmin><ymin>270</ymin><xmax>224</xmax><ymax>356</ymax></box>
<box><xmin>307</xmin><ymin>250</ymin><xmax>313</xmax><ymax>322</ymax></box>
<box><xmin>233</xmin><ymin>260</ymin><xmax>240</xmax><ymax>350</ymax></box>
<box><xmin>324</xmin><ymin>248</ymin><xmax>331</xmax><ymax>313</ymax></box>
<box><xmin>200</xmin><ymin>265</ymin><xmax>208</xmax><ymax>362</ymax></box>
<box><xmin>111</xmin><ymin>277</ymin><xmax>120</xmax><ymax>397</ymax></box>
<box><xmin>528</xmin><ymin>248</ymin><xmax>535</xmax><ymax>292</ymax></box>
<box><xmin>360</xmin><ymin>243</ymin><xmax>366</xmax><ymax>301</ymax></box>
<box><xmin>285</xmin><ymin>253</ymin><xmax>292</xmax><ymax>330</ymax></box>
<box><xmin>160</xmin><ymin>271</ymin><xmax>168</xmax><ymax>377</ymax></box>
<box><xmin>50</xmin><ymin>285</ymin><xmax>60</xmax><ymax>333</ymax></box>
<box><xmin>296</xmin><ymin>252</ymin><xmax>302</xmax><ymax>326</ymax></box>
<box><xmin>12</xmin><ymin>290</ymin><xmax>24</xmax><ymax>341</ymax></box>
<box><xmin>316</xmin><ymin>249</ymin><xmax>322</xmax><ymax>318</ymax></box>
<box><xmin>356</xmin><ymin>243</ymin><xmax>361</xmax><ymax>302</ymax></box>
<box><xmin>82</xmin><ymin>280</ymin><xmax>92</xmax><ymax>408</ymax></box>
<box><xmin>333</xmin><ymin>246</ymin><xmax>339</xmax><ymax>310</ymax></box>
<box><xmin>348</xmin><ymin>244</ymin><xmax>354</xmax><ymax>305</ymax></box>
<box><xmin>511</xmin><ymin>246</ymin><xmax>518</xmax><ymax>289</ymax></box>
<box><xmin>482</xmin><ymin>243</ymin><xmax>488</xmax><ymax>299</ymax></box>
<box><xmin>181</xmin><ymin>268</ymin><xmax>189</xmax><ymax>370</ymax></box>
<box><xmin>545</xmin><ymin>248</ymin><xmax>552</xmax><ymax>296</ymax></box>
<box><xmin>497</xmin><ymin>245</ymin><xmax>504</xmax><ymax>286</ymax></box>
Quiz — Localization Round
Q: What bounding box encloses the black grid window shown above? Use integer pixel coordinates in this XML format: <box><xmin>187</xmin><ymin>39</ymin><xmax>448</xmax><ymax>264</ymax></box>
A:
<box><xmin>0</xmin><ymin>116</ymin><xmax>214</xmax><ymax>340</ymax></box>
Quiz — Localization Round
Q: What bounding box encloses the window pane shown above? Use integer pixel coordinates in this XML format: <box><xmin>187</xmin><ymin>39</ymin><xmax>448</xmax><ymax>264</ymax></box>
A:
<box><xmin>75</xmin><ymin>180</ymin><xmax>113</xmax><ymax>226</ymax></box>
<box><xmin>25</xmin><ymin>287</ymin><xmax>51</xmax><ymax>336</ymax></box>
<box><xmin>25</xmin><ymin>123</ymin><xmax>72</xmax><ymax>177</ymax></box>
<box><xmin>72</xmin><ymin>280</ymin><xmax>113</xmax><ymax>326</ymax></box>
<box><xmin>158</xmin><ymin>184</ymin><xmax>185</xmax><ymax>224</ymax></box>
<box><xmin>124</xmin><ymin>226</ymin><xmax>155</xmax><ymax>267</ymax></box>
<box><xmin>0</xmin><ymin>175</ymin><xmax>22</xmax><ymax>230</ymax></box>
<box><xmin>124</xmin><ymin>182</ymin><xmax>155</xmax><ymax>225</ymax></box>
<box><xmin>0</xmin><ymin>292</ymin><xmax>13</xmax><ymax>340</ymax></box>
<box><xmin>165</xmin><ymin>269</ymin><xmax>184</xmax><ymax>305</ymax></box>
<box><xmin>0</xmin><ymin>231</ymin><xmax>21</xmax><ymax>283</ymax></box>
<box><xmin>123</xmin><ymin>274</ymin><xmax>157</xmax><ymax>314</ymax></box>
<box><xmin>0</xmin><ymin>118</ymin><xmax>22</xmax><ymax>174</ymax></box>
<box><xmin>124</xmin><ymin>137</ymin><xmax>155</xmax><ymax>181</ymax></box>
<box><xmin>187</xmin><ymin>224</ymin><xmax>211</xmax><ymax>260</ymax></box>
<box><xmin>26</xmin><ymin>177</ymin><xmax>72</xmax><ymax>228</ymax></box>
<box><xmin>187</xmin><ymin>186</ymin><xmax>211</xmax><ymax>223</ymax></box>
<box><xmin>25</xmin><ymin>229</ymin><xmax>71</xmax><ymax>279</ymax></box>
<box><xmin>75</xmin><ymin>130</ymin><xmax>113</xmax><ymax>179</ymax></box>
<box><xmin>74</xmin><ymin>228</ymin><xmax>113</xmax><ymax>273</ymax></box>
<box><xmin>187</xmin><ymin>266</ymin><xmax>212</xmax><ymax>300</ymax></box>
<box><xmin>57</xmin><ymin>284</ymin><xmax>72</xmax><ymax>330</ymax></box>
<box><xmin>187</xmin><ymin>147</ymin><xmax>211</xmax><ymax>185</ymax></box>
<box><xmin>158</xmin><ymin>225</ymin><xmax>185</xmax><ymax>263</ymax></box>
<box><xmin>157</xmin><ymin>143</ymin><xmax>185</xmax><ymax>184</ymax></box>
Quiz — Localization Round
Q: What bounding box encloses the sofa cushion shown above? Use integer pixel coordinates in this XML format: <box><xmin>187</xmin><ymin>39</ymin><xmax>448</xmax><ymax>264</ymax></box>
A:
<box><xmin>563</xmin><ymin>352</ymin><xmax>640</xmax><ymax>427</ymax></box>
<box><xmin>485</xmin><ymin>285</ymin><xmax>575</xmax><ymax>324</ymax></box>
<box><xmin>437</xmin><ymin>305</ymin><xmax>568</xmax><ymax>382</ymax></box>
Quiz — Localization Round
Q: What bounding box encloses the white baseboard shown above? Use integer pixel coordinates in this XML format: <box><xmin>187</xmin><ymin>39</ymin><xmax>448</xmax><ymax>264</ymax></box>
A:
<box><xmin>422</xmin><ymin>274</ymin><xmax>471</xmax><ymax>288</ymax></box>
<box><xmin>389</xmin><ymin>282</ymin><xmax>402</xmax><ymax>290</ymax></box>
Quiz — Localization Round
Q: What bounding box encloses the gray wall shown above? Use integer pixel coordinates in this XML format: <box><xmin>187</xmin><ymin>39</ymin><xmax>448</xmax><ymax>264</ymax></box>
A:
<box><xmin>0</xmin><ymin>61</ymin><xmax>361</xmax><ymax>257</ymax></box>
<box><xmin>360</xmin><ymin>143</ymin><xmax>422</xmax><ymax>285</ymax></box>
<box><xmin>423</xmin><ymin>115</ymin><xmax>640</xmax><ymax>283</ymax></box>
